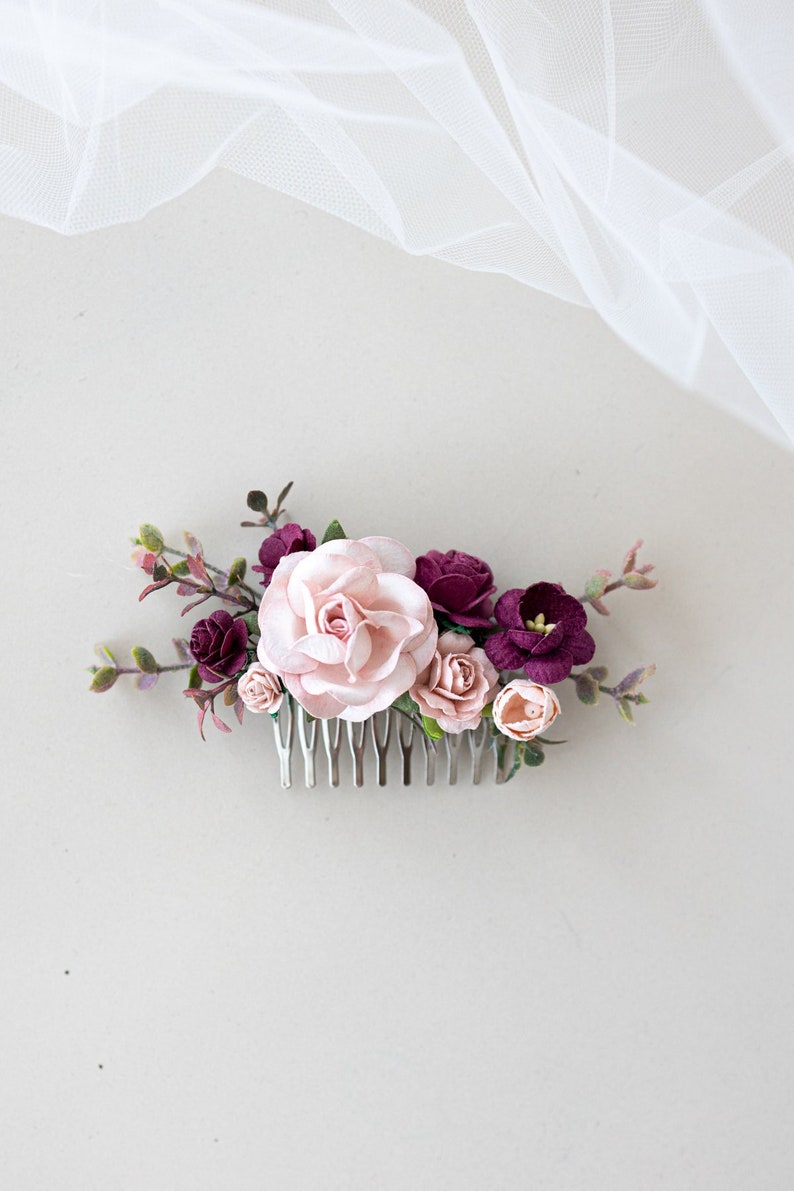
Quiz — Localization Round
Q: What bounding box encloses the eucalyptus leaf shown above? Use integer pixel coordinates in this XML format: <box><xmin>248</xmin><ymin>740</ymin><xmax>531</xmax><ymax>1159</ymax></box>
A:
<box><xmin>247</xmin><ymin>490</ymin><xmax>268</xmax><ymax>513</ymax></box>
<box><xmin>131</xmin><ymin>645</ymin><xmax>158</xmax><ymax>673</ymax></box>
<box><xmin>90</xmin><ymin>666</ymin><xmax>118</xmax><ymax>693</ymax></box>
<box><xmin>139</xmin><ymin>523</ymin><xmax>164</xmax><ymax>554</ymax></box>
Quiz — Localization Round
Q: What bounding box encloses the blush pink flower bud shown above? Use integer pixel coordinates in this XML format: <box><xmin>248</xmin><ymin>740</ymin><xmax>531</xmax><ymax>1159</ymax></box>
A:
<box><xmin>492</xmin><ymin>679</ymin><xmax>561</xmax><ymax>741</ymax></box>
<box><xmin>410</xmin><ymin>631</ymin><xmax>499</xmax><ymax>733</ymax></box>
<box><xmin>237</xmin><ymin>664</ymin><xmax>284</xmax><ymax>714</ymax></box>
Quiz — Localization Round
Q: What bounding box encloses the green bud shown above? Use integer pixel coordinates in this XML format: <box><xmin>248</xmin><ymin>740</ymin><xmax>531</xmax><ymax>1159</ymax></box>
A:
<box><xmin>321</xmin><ymin>519</ymin><xmax>347</xmax><ymax>544</ymax></box>
<box><xmin>139</xmin><ymin>523</ymin><xmax>164</xmax><ymax>554</ymax></box>
<box><xmin>227</xmin><ymin>557</ymin><xmax>247</xmax><ymax>585</ymax></box>
<box><xmin>242</xmin><ymin>611</ymin><xmax>260</xmax><ymax>635</ymax></box>
<box><xmin>131</xmin><ymin>646</ymin><xmax>158</xmax><ymax>673</ymax></box>
<box><xmin>90</xmin><ymin>666</ymin><xmax>118</xmax><ymax>692</ymax></box>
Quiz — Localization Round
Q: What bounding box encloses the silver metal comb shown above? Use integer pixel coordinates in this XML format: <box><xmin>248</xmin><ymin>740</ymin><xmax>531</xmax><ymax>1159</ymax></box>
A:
<box><xmin>272</xmin><ymin>700</ymin><xmax>516</xmax><ymax>787</ymax></box>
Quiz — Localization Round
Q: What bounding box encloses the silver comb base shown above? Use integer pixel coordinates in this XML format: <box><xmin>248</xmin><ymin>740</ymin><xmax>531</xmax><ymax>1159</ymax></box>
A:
<box><xmin>272</xmin><ymin>699</ymin><xmax>515</xmax><ymax>788</ymax></box>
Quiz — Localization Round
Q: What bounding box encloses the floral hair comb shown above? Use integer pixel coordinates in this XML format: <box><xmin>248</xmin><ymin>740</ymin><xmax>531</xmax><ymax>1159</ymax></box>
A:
<box><xmin>88</xmin><ymin>483</ymin><xmax>658</xmax><ymax>787</ymax></box>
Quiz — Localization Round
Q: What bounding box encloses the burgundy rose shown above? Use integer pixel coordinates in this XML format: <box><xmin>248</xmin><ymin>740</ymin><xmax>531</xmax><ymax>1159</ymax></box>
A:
<box><xmin>253</xmin><ymin>523</ymin><xmax>316</xmax><ymax>586</ymax></box>
<box><xmin>484</xmin><ymin>581</ymin><xmax>595</xmax><ymax>684</ymax></box>
<box><xmin>190</xmin><ymin>610</ymin><xmax>249</xmax><ymax>683</ymax></box>
<box><xmin>414</xmin><ymin>549</ymin><xmax>496</xmax><ymax>628</ymax></box>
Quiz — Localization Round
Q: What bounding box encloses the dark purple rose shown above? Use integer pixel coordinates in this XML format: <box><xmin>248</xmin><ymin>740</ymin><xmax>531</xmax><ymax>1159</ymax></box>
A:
<box><xmin>253</xmin><ymin>523</ymin><xmax>316</xmax><ymax>587</ymax></box>
<box><xmin>414</xmin><ymin>549</ymin><xmax>496</xmax><ymax>628</ymax></box>
<box><xmin>484</xmin><ymin>582</ymin><xmax>595</xmax><ymax>684</ymax></box>
<box><xmin>189</xmin><ymin>610</ymin><xmax>249</xmax><ymax>683</ymax></box>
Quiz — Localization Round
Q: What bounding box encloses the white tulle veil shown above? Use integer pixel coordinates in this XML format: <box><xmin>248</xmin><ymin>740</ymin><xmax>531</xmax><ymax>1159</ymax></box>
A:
<box><xmin>1</xmin><ymin>0</ymin><xmax>792</xmax><ymax>443</ymax></box>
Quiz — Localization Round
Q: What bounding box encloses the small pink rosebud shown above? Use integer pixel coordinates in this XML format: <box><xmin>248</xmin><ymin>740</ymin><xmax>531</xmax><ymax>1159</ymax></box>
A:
<box><xmin>492</xmin><ymin>680</ymin><xmax>561</xmax><ymax>742</ymax></box>
<box><xmin>237</xmin><ymin>664</ymin><xmax>284</xmax><ymax>714</ymax></box>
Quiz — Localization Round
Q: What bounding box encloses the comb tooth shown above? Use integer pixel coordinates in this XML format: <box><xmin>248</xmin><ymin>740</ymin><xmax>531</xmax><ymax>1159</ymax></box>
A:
<box><xmin>397</xmin><ymin>715</ymin><xmax>414</xmax><ymax>786</ymax></box>
<box><xmin>297</xmin><ymin>707</ymin><xmax>318</xmax><ymax>788</ymax></box>
<box><xmin>274</xmin><ymin>696</ymin><xmax>295</xmax><ymax>788</ymax></box>
<box><xmin>321</xmin><ymin>717</ymin><xmax>343</xmax><ymax>787</ymax></box>
<box><xmin>371</xmin><ymin>710</ymin><xmax>392</xmax><ymax>787</ymax></box>
<box><xmin>346</xmin><ymin>720</ymin><xmax>367</xmax><ymax>787</ymax></box>
<box><xmin>470</xmin><ymin>721</ymin><xmax>489</xmax><ymax>785</ymax></box>
<box><xmin>446</xmin><ymin>731</ymin><xmax>462</xmax><ymax>785</ymax></box>
<box><xmin>422</xmin><ymin>733</ymin><xmax>437</xmax><ymax>786</ymax></box>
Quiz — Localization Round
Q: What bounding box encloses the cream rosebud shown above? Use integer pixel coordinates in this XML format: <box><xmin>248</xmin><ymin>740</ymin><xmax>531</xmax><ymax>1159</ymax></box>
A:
<box><xmin>492</xmin><ymin>679</ymin><xmax>560</xmax><ymax>741</ymax></box>
<box><xmin>237</xmin><ymin>663</ymin><xmax>284</xmax><ymax>714</ymax></box>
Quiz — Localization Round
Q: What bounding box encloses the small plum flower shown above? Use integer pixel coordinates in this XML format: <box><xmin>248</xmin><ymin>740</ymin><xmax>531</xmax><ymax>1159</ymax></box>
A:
<box><xmin>484</xmin><ymin>582</ymin><xmax>595</xmax><ymax>683</ymax></box>
<box><xmin>190</xmin><ymin>610</ymin><xmax>249</xmax><ymax>683</ymax></box>
<box><xmin>493</xmin><ymin>680</ymin><xmax>561</xmax><ymax>741</ymax></box>
<box><xmin>410</xmin><ymin>631</ymin><xmax>499</xmax><ymax>733</ymax></box>
<box><xmin>237</xmin><ymin>663</ymin><xmax>283</xmax><ymax>714</ymax></box>
<box><xmin>253</xmin><ymin>523</ymin><xmax>316</xmax><ymax>586</ymax></box>
<box><xmin>414</xmin><ymin>549</ymin><xmax>496</xmax><ymax>627</ymax></box>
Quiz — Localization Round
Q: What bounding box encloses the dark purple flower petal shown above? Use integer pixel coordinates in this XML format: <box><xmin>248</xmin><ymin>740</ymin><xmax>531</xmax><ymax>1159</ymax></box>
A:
<box><xmin>524</xmin><ymin>649</ymin><xmax>574</xmax><ymax>684</ymax></box>
<box><xmin>493</xmin><ymin>589</ymin><xmax>524</xmax><ymax>628</ymax></box>
<box><xmin>484</xmin><ymin>632</ymin><xmax>529</xmax><ymax>671</ymax></box>
<box><xmin>568</xmin><ymin>629</ymin><xmax>596</xmax><ymax>665</ymax></box>
<box><xmin>528</xmin><ymin>622</ymin><xmax>566</xmax><ymax>654</ymax></box>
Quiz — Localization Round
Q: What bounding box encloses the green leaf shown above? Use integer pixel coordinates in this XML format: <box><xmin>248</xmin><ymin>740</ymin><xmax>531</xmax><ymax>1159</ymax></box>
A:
<box><xmin>139</xmin><ymin>523</ymin><xmax>164</xmax><ymax>554</ymax></box>
<box><xmin>276</xmin><ymin>481</ymin><xmax>293</xmax><ymax>507</ymax></box>
<box><xmin>187</xmin><ymin>664</ymin><xmax>202</xmax><ymax>690</ymax></box>
<box><xmin>152</xmin><ymin>562</ymin><xmax>168</xmax><ymax>582</ymax></box>
<box><xmin>227</xmin><ymin>557</ymin><xmax>247</xmax><ymax>584</ymax></box>
<box><xmin>321</xmin><ymin>519</ymin><xmax>347</xmax><ymax>544</ymax></box>
<box><xmin>247</xmin><ymin>490</ymin><xmax>268</xmax><ymax>513</ymax></box>
<box><xmin>588</xmin><ymin>665</ymin><xmax>608</xmax><ymax>682</ymax></box>
<box><xmin>421</xmin><ymin>715</ymin><xmax>444</xmax><ymax>741</ymax></box>
<box><xmin>523</xmin><ymin>742</ymin><xmax>545</xmax><ymax>767</ymax></box>
<box><xmin>242</xmin><ymin>611</ymin><xmax>260</xmax><ymax>635</ymax></box>
<box><xmin>223</xmin><ymin>684</ymin><xmax>238</xmax><ymax>706</ymax></box>
<box><xmin>617</xmin><ymin>697</ymin><xmax>635</xmax><ymax>724</ymax></box>
<box><xmin>501</xmin><ymin>741</ymin><xmax>523</xmax><ymax>782</ymax></box>
<box><xmin>481</xmin><ymin>701</ymin><xmax>494</xmax><ymax>718</ymax></box>
<box><xmin>622</xmin><ymin>572</ymin><xmax>657</xmax><ymax>590</ymax></box>
<box><xmin>584</xmin><ymin>571</ymin><xmax>609</xmax><ymax>600</ymax></box>
<box><xmin>131</xmin><ymin>645</ymin><xmax>158</xmax><ymax>673</ymax></box>
<box><xmin>90</xmin><ymin>666</ymin><xmax>118</xmax><ymax>693</ymax></box>
<box><xmin>392</xmin><ymin>692</ymin><xmax>420</xmax><ymax>716</ymax></box>
<box><xmin>575</xmin><ymin>673</ymin><xmax>599</xmax><ymax>705</ymax></box>
<box><xmin>635</xmin><ymin>693</ymin><xmax>650</xmax><ymax>704</ymax></box>
<box><xmin>170</xmin><ymin>559</ymin><xmax>189</xmax><ymax>577</ymax></box>
<box><xmin>94</xmin><ymin>644</ymin><xmax>116</xmax><ymax>666</ymax></box>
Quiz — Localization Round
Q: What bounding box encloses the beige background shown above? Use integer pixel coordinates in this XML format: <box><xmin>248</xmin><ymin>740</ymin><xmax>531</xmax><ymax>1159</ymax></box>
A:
<box><xmin>1</xmin><ymin>170</ymin><xmax>793</xmax><ymax>1189</ymax></box>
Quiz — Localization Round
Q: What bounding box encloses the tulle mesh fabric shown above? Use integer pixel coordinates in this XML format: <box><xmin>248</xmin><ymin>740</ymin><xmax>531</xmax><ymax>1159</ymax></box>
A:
<box><xmin>1</xmin><ymin>0</ymin><xmax>792</xmax><ymax>441</ymax></box>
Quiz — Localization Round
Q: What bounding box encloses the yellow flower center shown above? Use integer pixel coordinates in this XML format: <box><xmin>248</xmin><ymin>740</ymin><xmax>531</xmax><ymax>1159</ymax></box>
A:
<box><xmin>523</xmin><ymin>611</ymin><xmax>556</xmax><ymax>636</ymax></box>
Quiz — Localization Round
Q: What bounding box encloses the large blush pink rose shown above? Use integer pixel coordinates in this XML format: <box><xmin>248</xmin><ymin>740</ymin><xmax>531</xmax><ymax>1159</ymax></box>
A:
<box><xmin>492</xmin><ymin>679</ymin><xmax>561</xmax><ymax>741</ymax></box>
<box><xmin>257</xmin><ymin>536</ymin><xmax>438</xmax><ymax>721</ymax></box>
<box><xmin>410</xmin><ymin>631</ymin><xmax>499</xmax><ymax>733</ymax></box>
